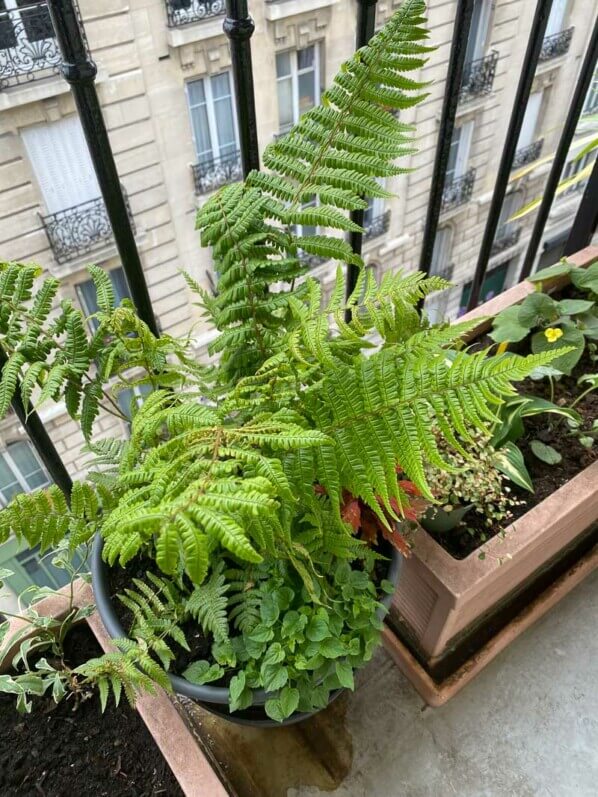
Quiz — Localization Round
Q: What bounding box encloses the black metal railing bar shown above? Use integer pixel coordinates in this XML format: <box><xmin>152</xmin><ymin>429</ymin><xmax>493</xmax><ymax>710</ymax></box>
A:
<box><xmin>346</xmin><ymin>0</ymin><xmax>379</xmax><ymax>313</ymax></box>
<box><xmin>564</xmin><ymin>156</ymin><xmax>598</xmax><ymax>256</ymax></box>
<box><xmin>466</xmin><ymin>0</ymin><xmax>553</xmax><ymax>310</ymax></box>
<box><xmin>418</xmin><ymin>0</ymin><xmax>475</xmax><ymax>276</ymax></box>
<box><xmin>192</xmin><ymin>150</ymin><xmax>242</xmax><ymax>195</ymax></box>
<box><xmin>164</xmin><ymin>0</ymin><xmax>225</xmax><ymax>28</ymax></box>
<box><xmin>46</xmin><ymin>0</ymin><xmax>159</xmax><ymax>337</ymax></box>
<box><xmin>520</xmin><ymin>18</ymin><xmax>598</xmax><ymax>279</ymax></box>
<box><xmin>223</xmin><ymin>0</ymin><xmax>259</xmax><ymax>176</ymax></box>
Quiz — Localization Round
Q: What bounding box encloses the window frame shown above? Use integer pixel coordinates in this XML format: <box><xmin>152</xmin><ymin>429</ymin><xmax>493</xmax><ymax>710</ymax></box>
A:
<box><xmin>185</xmin><ymin>71</ymin><xmax>240</xmax><ymax>166</ymax></box>
<box><xmin>276</xmin><ymin>44</ymin><xmax>321</xmax><ymax>134</ymax></box>
<box><xmin>0</xmin><ymin>441</ymin><xmax>50</xmax><ymax>508</ymax></box>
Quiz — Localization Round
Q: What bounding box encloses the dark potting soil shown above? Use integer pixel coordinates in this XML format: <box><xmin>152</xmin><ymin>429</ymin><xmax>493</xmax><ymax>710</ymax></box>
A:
<box><xmin>430</xmin><ymin>322</ymin><xmax>597</xmax><ymax>559</ymax></box>
<box><xmin>108</xmin><ymin>544</ymin><xmax>394</xmax><ymax>685</ymax></box>
<box><xmin>0</xmin><ymin>624</ymin><xmax>183</xmax><ymax>797</ymax></box>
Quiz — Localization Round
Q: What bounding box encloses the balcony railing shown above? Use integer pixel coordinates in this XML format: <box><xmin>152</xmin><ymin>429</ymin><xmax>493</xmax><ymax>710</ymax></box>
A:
<box><xmin>42</xmin><ymin>193</ymin><xmax>133</xmax><ymax>265</ymax></box>
<box><xmin>441</xmin><ymin>168</ymin><xmax>476</xmax><ymax>212</ymax></box>
<box><xmin>192</xmin><ymin>150</ymin><xmax>242</xmax><ymax>196</ymax></box>
<box><xmin>459</xmin><ymin>50</ymin><xmax>498</xmax><ymax>104</ymax></box>
<box><xmin>364</xmin><ymin>209</ymin><xmax>391</xmax><ymax>241</ymax></box>
<box><xmin>539</xmin><ymin>28</ymin><xmax>574</xmax><ymax>62</ymax></box>
<box><xmin>491</xmin><ymin>225</ymin><xmax>522</xmax><ymax>256</ymax></box>
<box><xmin>164</xmin><ymin>0</ymin><xmax>226</xmax><ymax>28</ymax></box>
<box><xmin>0</xmin><ymin>2</ymin><xmax>62</xmax><ymax>89</ymax></box>
<box><xmin>512</xmin><ymin>138</ymin><xmax>544</xmax><ymax>170</ymax></box>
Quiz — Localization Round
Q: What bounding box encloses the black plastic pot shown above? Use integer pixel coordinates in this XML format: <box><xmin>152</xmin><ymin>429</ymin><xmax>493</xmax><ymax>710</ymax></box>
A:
<box><xmin>91</xmin><ymin>535</ymin><xmax>401</xmax><ymax>728</ymax></box>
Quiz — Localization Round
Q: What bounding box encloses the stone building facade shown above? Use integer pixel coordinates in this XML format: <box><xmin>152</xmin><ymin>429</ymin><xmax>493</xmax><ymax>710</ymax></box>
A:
<box><xmin>0</xmin><ymin>0</ymin><xmax>595</xmax><ymax>606</ymax></box>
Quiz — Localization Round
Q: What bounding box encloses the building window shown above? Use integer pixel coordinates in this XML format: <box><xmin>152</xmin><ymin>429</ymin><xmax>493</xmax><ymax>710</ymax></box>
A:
<box><xmin>276</xmin><ymin>45</ymin><xmax>320</xmax><ymax>134</ymax></box>
<box><xmin>117</xmin><ymin>384</ymin><xmax>152</xmax><ymax>426</ymax></box>
<box><xmin>560</xmin><ymin>150</ymin><xmax>595</xmax><ymax>197</ymax></box>
<box><xmin>446</xmin><ymin>122</ymin><xmax>474</xmax><ymax>185</ymax></box>
<box><xmin>76</xmin><ymin>267</ymin><xmax>130</xmax><ymax>331</ymax></box>
<box><xmin>464</xmin><ymin>0</ymin><xmax>492</xmax><ymax>66</ymax></box>
<box><xmin>0</xmin><ymin>441</ymin><xmax>50</xmax><ymax>507</ymax></box>
<box><xmin>430</xmin><ymin>227</ymin><xmax>453</xmax><ymax>279</ymax></box>
<box><xmin>22</xmin><ymin>116</ymin><xmax>100</xmax><ymax>216</ymax></box>
<box><xmin>583</xmin><ymin>68</ymin><xmax>598</xmax><ymax>115</ymax></box>
<box><xmin>186</xmin><ymin>72</ymin><xmax>239</xmax><ymax>168</ymax></box>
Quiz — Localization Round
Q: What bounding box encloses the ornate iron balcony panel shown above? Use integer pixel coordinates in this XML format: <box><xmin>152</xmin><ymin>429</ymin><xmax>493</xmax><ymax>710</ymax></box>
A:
<box><xmin>192</xmin><ymin>150</ymin><xmax>242</xmax><ymax>195</ymax></box>
<box><xmin>539</xmin><ymin>28</ymin><xmax>574</xmax><ymax>62</ymax></box>
<box><xmin>491</xmin><ymin>225</ymin><xmax>522</xmax><ymax>256</ymax></box>
<box><xmin>459</xmin><ymin>50</ymin><xmax>498</xmax><ymax>103</ymax></box>
<box><xmin>0</xmin><ymin>2</ymin><xmax>59</xmax><ymax>89</ymax></box>
<box><xmin>0</xmin><ymin>1</ymin><xmax>87</xmax><ymax>90</ymax></box>
<box><xmin>441</xmin><ymin>168</ymin><xmax>476</xmax><ymax>212</ymax></box>
<box><xmin>512</xmin><ymin>138</ymin><xmax>544</xmax><ymax>170</ymax></box>
<box><xmin>165</xmin><ymin>0</ymin><xmax>225</xmax><ymax>28</ymax></box>
<box><xmin>42</xmin><ymin>194</ymin><xmax>133</xmax><ymax>265</ymax></box>
<box><xmin>364</xmin><ymin>209</ymin><xmax>391</xmax><ymax>241</ymax></box>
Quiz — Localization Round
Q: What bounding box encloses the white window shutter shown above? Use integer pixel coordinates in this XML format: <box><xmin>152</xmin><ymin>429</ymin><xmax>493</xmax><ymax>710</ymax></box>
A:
<box><xmin>22</xmin><ymin>116</ymin><xmax>100</xmax><ymax>214</ymax></box>
<box><xmin>518</xmin><ymin>92</ymin><xmax>543</xmax><ymax>149</ymax></box>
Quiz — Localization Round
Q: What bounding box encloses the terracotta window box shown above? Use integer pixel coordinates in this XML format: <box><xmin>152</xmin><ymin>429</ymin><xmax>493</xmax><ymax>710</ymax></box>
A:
<box><xmin>384</xmin><ymin>245</ymin><xmax>598</xmax><ymax>694</ymax></box>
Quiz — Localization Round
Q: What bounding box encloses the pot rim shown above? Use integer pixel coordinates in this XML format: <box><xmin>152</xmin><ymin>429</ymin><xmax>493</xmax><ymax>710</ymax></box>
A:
<box><xmin>91</xmin><ymin>534</ymin><xmax>401</xmax><ymax>705</ymax></box>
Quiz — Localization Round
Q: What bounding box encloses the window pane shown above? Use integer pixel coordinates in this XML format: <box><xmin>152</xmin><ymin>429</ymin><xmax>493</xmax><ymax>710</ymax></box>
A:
<box><xmin>297</xmin><ymin>46</ymin><xmax>314</xmax><ymax>70</ymax></box>
<box><xmin>446</xmin><ymin>128</ymin><xmax>461</xmax><ymax>181</ymax></box>
<box><xmin>8</xmin><ymin>442</ymin><xmax>46</xmax><ymax>489</ymax></box>
<box><xmin>211</xmin><ymin>72</ymin><xmax>231</xmax><ymax>100</ymax></box>
<box><xmin>298</xmin><ymin>71</ymin><xmax>316</xmax><ymax>116</ymax></box>
<box><xmin>18</xmin><ymin>0</ymin><xmax>54</xmax><ymax>43</ymax></box>
<box><xmin>0</xmin><ymin>1</ymin><xmax>17</xmax><ymax>50</ymax></box>
<box><xmin>276</xmin><ymin>52</ymin><xmax>291</xmax><ymax>78</ymax></box>
<box><xmin>191</xmin><ymin>104</ymin><xmax>213</xmax><ymax>162</ymax></box>
<box><xmin>77</xmin><ymin>277</ymin><xmax>99</xmax><ymax>317</ymax></box>
<box><xmin>0</xmin><ymin>455</ymin><xmax>19</xmax><ymax>503</ymax></box>
<box><xmin>277</xmin><ymin>76</ymin><xmax>293</xmax><ymax>129</ymax></box>
<box><xmin>213</xmin><ymin>96</ymin><xmax>236</xmax><ymax>155</ymax></box>
<box><xmin>187</xmin><ymin>78</ymin><xmax>206</xmax><ymax>106</ymax></box>
<box><xmin>110</xmin><ymin>267</ymin><xmax>131</xmax><ymax>305</ymax></box>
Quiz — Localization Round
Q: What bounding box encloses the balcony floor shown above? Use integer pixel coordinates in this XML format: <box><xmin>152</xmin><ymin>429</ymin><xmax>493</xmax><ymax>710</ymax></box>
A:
<box><xmin>292</xmin><ymin>569</ymin><xmax>598</xmax><ymax>797</ymax></box>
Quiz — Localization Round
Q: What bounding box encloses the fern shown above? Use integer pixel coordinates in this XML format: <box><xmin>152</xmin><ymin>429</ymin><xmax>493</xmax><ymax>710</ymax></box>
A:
<box><xmin>196</xmin><ymin>0</ymin><xmax>430</xmax><ymax>381</ymax></box>
<box><xmin>118</xmin><ymin>572</ymin><xmax>188</xmax><ymax>669</ymax></box>
<box><xmin>186</xmin><ymin>563</ymin><xmax>230</xmax><ymax>642</ymax></box>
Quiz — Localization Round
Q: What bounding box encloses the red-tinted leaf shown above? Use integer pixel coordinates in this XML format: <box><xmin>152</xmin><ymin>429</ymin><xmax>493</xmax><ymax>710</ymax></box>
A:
<box><xmin>381</xmin><ymin>524</ymin><xmax>412</xmax><ymax>557</ymax></box>
<box><xmin>341</xmin><ymin>498</ymin><xmax>361</xmax><ymax>531</ymax></box>
<box><xmin>399</xmin><ymin>480</ymin><xmax>421</xmax><ymax>497</ymax></box>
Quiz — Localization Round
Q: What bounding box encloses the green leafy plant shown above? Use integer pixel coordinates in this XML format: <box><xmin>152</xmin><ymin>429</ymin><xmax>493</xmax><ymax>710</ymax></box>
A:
<box><xmin>490</xmin><ymin>260</ymin><xmax>598</xmax><ymax>375</ymax></box>
<box><xmin>0</xmin><ymin>1</ymin><xmax>566</xmax><ymax>722</ymax></box>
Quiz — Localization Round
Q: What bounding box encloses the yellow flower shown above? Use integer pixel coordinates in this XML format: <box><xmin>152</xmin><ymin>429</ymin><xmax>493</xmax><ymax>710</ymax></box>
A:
<box><xmin>544</xmin><ymin>327</ymin><xmax>563</xmax><ymax>344</ymax></box>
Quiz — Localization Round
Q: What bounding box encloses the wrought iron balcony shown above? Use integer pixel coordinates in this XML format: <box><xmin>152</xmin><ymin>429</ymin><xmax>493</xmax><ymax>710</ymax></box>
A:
<box><xmin>42</xmin><ymin>193</ymin><xmax>133</xmax><ymax>265</ymax></box>
<box><xmin>491</xmin><ymin>225</ymin><xmax>522</xmax><ymax>256</ymax></box>
<box><xmin>433</xmin><ymin>263</ymin><xmax>454</xmax><ymax>282</ymax></box>
<box><xmin>298</xmin><ymin>251</ymin><xmax>327</xmax><ymax>268</ymax></box>
<box><xmin>192</xmin><ymin>150</ymin><xmax>242</xmax><ymax>195</ymax></box>
<box><xmin>364</xmin><ymin>209</ymin><xmax>391</xmax><ymax>241</ymax></box>
<box><xmin>164</xmin><ymin>0</ymin><xmax>225</xmax><ymax>28</ymax></box>
<box><xmin>459</xmin><ymin>50</ymin><xmax>498</xmax><ymax>104</ymax></box>
<box><xmin>539</xmin><ymin>28</ymin><xmax>574</xmax><ymax>62</ymax></box>
<box><xmin>512</xmin><ymin>138</ymin><xmax>544</xmax><ymax>170</ymax></box>
<box><xmin>0</xmin><ymin>2</ymin><xmax>63</xmax><ymax>89</ymax></box>
<box><xmin>441</xmin><ymin>168</ymin><xmax>476</xmax><ymax>212</ymax></box>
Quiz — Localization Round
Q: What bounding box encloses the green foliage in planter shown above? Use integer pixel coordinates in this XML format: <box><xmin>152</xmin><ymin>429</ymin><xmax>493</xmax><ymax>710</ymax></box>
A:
<box><xmin>490</xmin><ymin>260</ymin><xmax>598</xmax><ymax>375</ymax></box>
<box><xmin>0</xmin><ymin>1</ymin><xmax>566</xmax><ymax>721</ymax></box>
